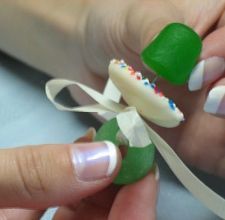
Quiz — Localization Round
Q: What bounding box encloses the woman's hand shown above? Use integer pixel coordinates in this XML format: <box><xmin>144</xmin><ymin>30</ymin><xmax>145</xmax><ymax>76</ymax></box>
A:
<box><xmin>0</xmin><ymin>129</ymin><xmax>158</xmax><ymax>220</ymax></box>
<box><xmin>73</xmin><ymin>0</ymin><xmax>225</xmax><ymax>178</ymax></box>
<box><xmin>0</xmin><ymin>0</ymin><xmax>225</xmax><ymax>177</ymax></box>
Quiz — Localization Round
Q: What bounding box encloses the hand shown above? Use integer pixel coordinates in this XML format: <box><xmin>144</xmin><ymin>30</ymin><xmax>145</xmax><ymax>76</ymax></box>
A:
<box><xmin>71</xmin><ymin>0</ymin><xmax>225</xmax><ymax>178</ymax></box>
<box><xmin>0</xmin><ymin>129</ymin><xmax>158</xmax><ymax>220</ymax></box>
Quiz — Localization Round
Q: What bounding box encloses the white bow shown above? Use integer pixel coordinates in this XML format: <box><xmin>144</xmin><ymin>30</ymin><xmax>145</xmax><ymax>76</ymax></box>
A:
<box><xmin>46</xmin><ymin>78</ymin><xmax>225</xmax><ymax>219</ymax></box>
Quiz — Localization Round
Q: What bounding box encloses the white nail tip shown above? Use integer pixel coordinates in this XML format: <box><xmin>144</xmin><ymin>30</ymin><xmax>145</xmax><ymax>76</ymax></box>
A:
<box><xmin>188</xmin><ymin>60</ymin><xmax>205</xmax><ymax>91</ymax></box>
<box><xmin>104</xmin><ymin>141</ymin><xmax>118</xmax><ymax>176</ymax></box>
<box><xmin>204</xmin><ymin>86</ymin><xmax>225</xmax><ymax>114</ymax></box>
<box><xmin>155</xmin><ymin>165</ymin><xmax>160</xmax><ymax>181</ymax></box>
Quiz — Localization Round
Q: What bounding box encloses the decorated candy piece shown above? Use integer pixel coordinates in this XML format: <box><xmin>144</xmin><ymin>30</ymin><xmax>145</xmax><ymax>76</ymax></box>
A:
<box><xmin>109</xmin><ymin>59</ymin><xmax>184</xmax><ymax>128</ymax></box>
<box><xmin>141</xmin><ymin>23</ymin><xmax>202</xmax><ymax>85</ymax></box>
<box><xmin>95</xmin><ymin>118</ymin><xmax>155</xmax><ymax>185</ymax></box>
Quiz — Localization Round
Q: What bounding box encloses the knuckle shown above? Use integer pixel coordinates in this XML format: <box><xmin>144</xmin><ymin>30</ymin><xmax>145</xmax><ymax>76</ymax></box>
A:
<box><xmin>0</xmin><ymin>210</ymin><xmax>8</xmax><ymax>220</ymax></box>
<box><xmin>15</xmin><ymin>147</ymin><xmax>47</xmax><ymax>198</ymax></box>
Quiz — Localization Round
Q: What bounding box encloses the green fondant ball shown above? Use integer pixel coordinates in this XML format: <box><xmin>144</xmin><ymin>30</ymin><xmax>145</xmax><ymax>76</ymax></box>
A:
<box><xmin>95</xmin><ymin>118</ymin><xmax>155</xmax><ymax>185</ymax></box>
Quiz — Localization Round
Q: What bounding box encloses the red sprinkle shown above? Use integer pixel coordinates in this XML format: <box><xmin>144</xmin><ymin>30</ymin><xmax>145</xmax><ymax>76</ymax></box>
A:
<box><xmin>159</xmin><ymin>92</ymin><xmax>164</xmax><ymax>97</ymax></box>
<box><xmin>128</xmin><ymin>66</ymin><xmax>134</xmax><ymax>72</ymax></box>
<box><xmin>154</xmin><ymin>86</ymin><xmax>160</xmax><ymax>94</ymax></box>
<box><xmin>136</xmin><ymin>76</ymin><xmax>141</xmax><ymax>80</ymax></box>
<box><xmin>130</xmin><ymin>70</ymin><xmax>135</xmax><ymax>75</ymax></box>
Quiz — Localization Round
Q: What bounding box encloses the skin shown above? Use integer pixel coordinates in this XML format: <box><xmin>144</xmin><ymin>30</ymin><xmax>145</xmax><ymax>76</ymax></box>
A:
<box><xmin>0</xmin><ymin>129</ymin><xmax>158</xmax><ymax>220</ymax></box>
<box><xmin>0</xmin><ymin>0</ymin><xmax>225</xmax><ymax>219</ymax></box>
<box><xmin>70</xmin><ymin>0</ymin><xmax>225</xmax><ymax>177</ymax></box>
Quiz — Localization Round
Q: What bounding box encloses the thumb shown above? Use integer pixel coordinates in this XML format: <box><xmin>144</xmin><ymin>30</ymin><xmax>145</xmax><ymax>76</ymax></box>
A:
<box><xmin>125</xmin><ymin>1</ymin><xmax>180</xmax><ymax>54</ymax></box>
<box><xmin>0</xmin><ymin>140</ymin><xmax>121</xmax><ymax>209</ymax></box>
<box><xmin>123</xmin><ymin>1</ymin><xmax>181</xmax><ymax>69</ymax></box>
<box><xmin>83</xmin><ymin>0</ymin><xmax>181</xmax><ymax>76</ymax></box>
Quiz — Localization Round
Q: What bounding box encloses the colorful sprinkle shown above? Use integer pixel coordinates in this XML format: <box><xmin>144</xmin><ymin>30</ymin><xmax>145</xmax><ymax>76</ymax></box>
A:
<box><xmin>111</xmin><ymin>59</ymin><xmax>177</xmax><ymax>112</ymax></box>
<box><xmin>150</xmin><ymin>83</ymin><xmax>156</xmax><ymax>89</ymax></box>
<box><xmin>120</xmin><ymin>63</ymin><xmax>127</xmax><ymax>68</ymax></box>
<box><xmin>142</xmin><ymin>78</ymin><xmax>149</xmax><ymax>86</ymax></box>
<box><xmin>169</xmin><ymin>99</ymin><xmax>176</xmax><ymax>111</ymax></box>
<box><xmin>128</xmin><ymin>66</ymin><xmax>134</xmax><ymax>72</ymax></box>
<box><xmin>159</xmin><ymin>92</ymin><xmax>164</xmax><ymax>97</ymax></box>
<box><xmin>136</xmin><ymin>72</ymin><xmax>142</xmax><ymax>80</ymax></box>
<box><xmin>154</xmin><ymin>87</ymin><xmax>160</xmax><ymax>94</ymax></box>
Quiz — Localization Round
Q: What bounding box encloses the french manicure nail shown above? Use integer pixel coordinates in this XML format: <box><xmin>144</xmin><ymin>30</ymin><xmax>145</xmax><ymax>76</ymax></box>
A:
<box><xmin>154</xmin><ymin>164</ymin><xmax>160</xmax><ymax>181</ymax></box>
<box><xmin>204</xmin><ymin>86</ymin><xmax>225</xmax><ymax>116</ymax></box>
<box><xmin>189</xmin><ymin>57</ymin><xmax>225</xmax><ymax>91</ymax></box>
<box><xmin>72</xmin><ymin>141</ymin><xmax>118</xmax><ymax>181</ymax></box>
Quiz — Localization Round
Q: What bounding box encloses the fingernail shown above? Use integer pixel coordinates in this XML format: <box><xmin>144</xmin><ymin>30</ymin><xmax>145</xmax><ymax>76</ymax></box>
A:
<box><xmin>188</xmin><ymin>57</ymin><xmax>225</xmax><ymax>91</ymax></box>
<box><xmin>74</xmin><ymin>127</ymin><xmax>96</xmax><ymax>143</ymax></box>
<box><xmin>204</xmin><ymin>86</ymin><xmax>225</xmax><ymax>116</ymax></box>
<box><xmin>153</xmin><ymin>164</ymin><xmax>160</xmax><ymax>181</ymax></box>
<box><xmin>116</xmin><ymin>131</ymin><xmax>129</xmax><ymax>146</ymax></box>
<box><xmin>72</xmin><ymin>141</ymin><xmax>118</xmax><ymax>181</ymax></box>
<box><xmin>83</xmin><ymin>127</ymin><xmax>96</xmax><ymax>140</ymax></box>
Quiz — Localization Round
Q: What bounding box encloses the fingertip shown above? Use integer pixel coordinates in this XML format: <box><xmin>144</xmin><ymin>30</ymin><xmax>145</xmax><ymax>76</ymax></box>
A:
<box><xmin>109</xmin><ymin>170</ymin><xmax>159</xmax><ymax>220</ymax></box>
<box><xmin>201</xmin><ymin>26</ymin><xmax>225</xmax><ymax>60</ymax></box>
<box><xmin>188</xmin><ymin>26</ymin><xmax>225</xmax><ymax>92</ymax></box>
<box><xmin>204</xmin><ymin>78</ymin><xmax>225</xmax><ymax>117</ymax></box>
<box><xmin>0</xmin><ymin>141</ymin><xmax>121</xmax><ymax>209</ymax></box>
<box><xmin>72</xmin><ymin>141</ymin><xmax>121</xmax><ymax>182</ymax></box>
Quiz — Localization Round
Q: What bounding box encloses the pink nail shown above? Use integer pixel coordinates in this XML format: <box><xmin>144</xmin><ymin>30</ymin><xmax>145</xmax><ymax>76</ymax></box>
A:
<box><xmin>188</xmin><ymin>57</ymin><xmax>225</xmax><ymax>91</ymax></box>
<box><xmin>204</xmin><ymin>86</ymin><xmax>225</xmax><ymax>116</ymax></box>
<box><xmin>72</xmin><ymin>142</ymin><xmax>118</xmax><ymax>181</ymax></box>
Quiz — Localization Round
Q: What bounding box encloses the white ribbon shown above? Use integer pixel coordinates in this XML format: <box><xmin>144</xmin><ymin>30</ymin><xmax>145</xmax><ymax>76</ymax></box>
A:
<box><xmin>46</xmin><ymin>78</ymin><xmax>225</xmax><ymax>219</ymax></box>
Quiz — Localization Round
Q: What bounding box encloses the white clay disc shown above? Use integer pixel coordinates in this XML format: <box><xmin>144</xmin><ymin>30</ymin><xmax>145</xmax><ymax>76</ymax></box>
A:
<box><xmin>109</xmin><ymin>59</ymin><xmax>184</xmax><ymax>128</ymax></box>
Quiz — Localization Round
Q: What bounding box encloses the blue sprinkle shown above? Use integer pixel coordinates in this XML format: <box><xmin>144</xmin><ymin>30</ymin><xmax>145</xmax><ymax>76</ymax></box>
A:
<box><xmin>150</xmin><ymin>83</ymin><xmax>156</xmax><ymax>89</ymax></box>
<box><xmin>169</xmin><ymin>99</ymin><xmax>176</xmax><ymax>111</ymax></box>
<box><xmin>120</xmin><ymin>63</ymin><xmax>127</xmax><ymax>68</ymax></box>
<box><xmin>142</xmin><ymin>79</ymin><xmax>149</xmax><ymax>86</ymax></box>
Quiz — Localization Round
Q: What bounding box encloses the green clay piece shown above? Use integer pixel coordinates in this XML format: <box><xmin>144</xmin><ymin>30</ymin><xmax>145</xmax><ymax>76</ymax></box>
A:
<box><xmin>141</xmin><ymin>23</ymin><xmax>202</xmax><ymax>85</ymax></box>
<box><xmin>95</xmin><ymin>118</ymin><xmax>155</xmax><ymax>185</ymax></box>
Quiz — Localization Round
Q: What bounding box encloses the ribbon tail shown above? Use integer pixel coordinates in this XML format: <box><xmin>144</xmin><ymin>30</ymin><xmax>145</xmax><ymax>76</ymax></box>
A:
<box><xmin>146</xmin><ymin>125</ymin><xmax>225</xmax><ymax>219</ymax></box>
<box><xmin>117</xmin><ymin>109</ymin><xmax>152</xmax><ymax>147</ymax></box>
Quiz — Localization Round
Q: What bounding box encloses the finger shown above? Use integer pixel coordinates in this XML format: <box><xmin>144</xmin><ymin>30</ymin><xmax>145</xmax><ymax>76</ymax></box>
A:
<box><xmin>204</xmin><ymin>77</ymin><xmax>225</xmax><ymax>117</ymax></box>
<box><xmin>108</xmin><ymin>168</ymin><xmax>159</xmax><ymax>220</ymax></box>
<box><xmin>53</xmin><ymin>185</ymin><xmax>120</xmax><ymax>220</ymax></box>
<box><xmin>0</xmin><ymin>208</ymin><xmax>44</xmax><ymax>220</ymax></box>
<box><xmin>82</xmin><ymin>0</ymin><xmax>182</xmax><ymax>76</ymax></box>
<box><xmin>53</xmin><ymin>169</ymin><xmax>159</xmax><ymax>220</ymax></box>
<box><xmin>124</xmin><ymin>1</ymin><xmax>224</xmax><ymax>71</ymax></box>
<box><xmin>123</xmin><ymin>0</ymin><xmax>182</xmax><ymax>70</ymax></box>
<box><xmin>0</xmin><ymin>140</ymin><xmax>121</xmax><ymax>209</ymax></box>
<box><xmin>54</xmin><ymin>128</ymin><xmax>117</xmax><ymax>220</ymax></box>
<box><xmin>188</xmin><ymin>26</ymin><xmax>225</xmax><ymax>91</ymax></box>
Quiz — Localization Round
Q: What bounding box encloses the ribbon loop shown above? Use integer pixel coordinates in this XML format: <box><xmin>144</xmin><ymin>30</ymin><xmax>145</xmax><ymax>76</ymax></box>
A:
<box><xmin>46</xmin><ymin>79</ymin><xmax>126</xmax><ymax>113</ymax></box>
